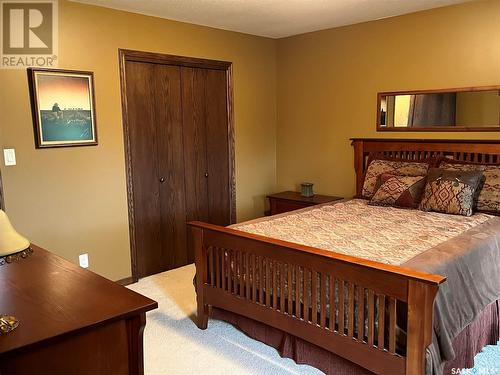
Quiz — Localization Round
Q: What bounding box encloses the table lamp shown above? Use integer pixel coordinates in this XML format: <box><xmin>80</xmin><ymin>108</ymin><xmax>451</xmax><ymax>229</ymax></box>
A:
<box><xmin>0</xmin><ymin>209</ymin><xmax>32</xmax><ymax>335</ymax></box>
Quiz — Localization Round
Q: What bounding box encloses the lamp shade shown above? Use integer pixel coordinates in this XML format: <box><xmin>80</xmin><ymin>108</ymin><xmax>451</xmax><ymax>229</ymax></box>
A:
<box><xmin>0</xmin><ymin>210</ymin><xmax>30</xmax><ymax>257</ymax></box>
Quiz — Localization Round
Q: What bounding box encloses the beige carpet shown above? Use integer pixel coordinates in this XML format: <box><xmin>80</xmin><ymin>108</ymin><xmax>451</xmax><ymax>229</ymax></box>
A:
<box><xmin>128</xmin><ymin>264</ymin><xmax>323</xmax><ymax>375</ymax></box>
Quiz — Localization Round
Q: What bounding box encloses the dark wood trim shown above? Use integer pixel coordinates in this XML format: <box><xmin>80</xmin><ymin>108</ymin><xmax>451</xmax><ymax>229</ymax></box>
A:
<box><xmin>226</xmin><ymin>64</ymin><xmax>237</xmax><ymax>224</ymax></box>
<box><xmin>115</xmin><ymin>276</ymin><xmax>135</xmax><ymax>286</ymax></box>
<box><xmin>380</xmin><ymin>85</ymin><xmax>500</xmax><ymax>96</ymax></box>
<box><xmin>376</xmin><ymin>85</ymin><xmax>500</xmax><ymax>132</ymax></box>
<box><xmin>350</xmin><ymin>138</ymin><xmax>500</xmax><ymax>144</ymax></box>
<box><xmin>118</xmin><ymin>49</ymin><xmax>236</xmax><ymax>282</ymax></box>
<box><xmin>119</xmin><ymin>51</ymin><xmax>138</xmax><ymax>282</ymax></box>
<box><xmin>118</xmin><ymin>49</ymin><xmax>232</xmax><ymax>70</ymax></box>
<box><xmin>378</xmin><ymin>126</ymin><xmax>500</xmax><ymax>132</ymax></box>
<box><xmin>0</xmin><ymin>167</ymin><xmax>4</xmax><ymax>210</ymax></box>
<box><xmin>27</xmin><ymin>68</ymin><xmax>99</xmax><ymax>148</ymax></box>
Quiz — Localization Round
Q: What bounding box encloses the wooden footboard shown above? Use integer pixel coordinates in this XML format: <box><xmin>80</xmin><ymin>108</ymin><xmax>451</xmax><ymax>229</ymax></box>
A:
<box><xmin>189</xmin><ymin>221</ymin><xmax>446</xmax><ymax>375</ymax></box>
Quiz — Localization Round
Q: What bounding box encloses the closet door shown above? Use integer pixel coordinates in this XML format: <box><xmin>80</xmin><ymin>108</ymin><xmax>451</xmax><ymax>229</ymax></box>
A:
<box><xmin>154</xmin><ymin>64</ymin><xmax>187</xmax><ymax>270</ymax></box>
<box><xmin>205</xmin><ymin>69</ymin><xmax>231</xmax><ymax>226</ymax></box>
<box><xmin>125</xmin><ymin>62</ymin><xmax>185</xmax><ymax>277</ymax></box>
<box><xmin>181</xmin><ymin>67</ymin><xmax>231</xmax><ymax>262</ymax></box>
<box><xmin>181</xmin><ymin>67</ymin><xmax>210</xmax><ymax>241</ymax></box>
<box><xmin>124</xmin><ymin>61</ymin><xmax>163</xmax><ymax>277</ymax></box>
<box><xmin>121</xmin><ymin>51</ymin><xmax>234</xmax><ymax>279</ymax></box>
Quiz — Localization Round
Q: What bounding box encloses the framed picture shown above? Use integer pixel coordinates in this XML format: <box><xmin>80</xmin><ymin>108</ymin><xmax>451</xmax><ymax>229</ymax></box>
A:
<box><xmin>28</xmin><ymin>68</ymin><xmax>98</xmax><ymax>148</ymax></box>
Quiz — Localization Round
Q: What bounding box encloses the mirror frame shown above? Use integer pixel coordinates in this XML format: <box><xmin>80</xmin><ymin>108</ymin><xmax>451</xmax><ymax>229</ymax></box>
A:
<box><xmin>377</xmin><ymin>85</ymin><xmax>500</xmax><ymax>132</ymax></box>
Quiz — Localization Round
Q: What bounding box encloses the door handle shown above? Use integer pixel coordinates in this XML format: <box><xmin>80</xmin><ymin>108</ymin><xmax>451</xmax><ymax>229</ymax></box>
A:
<box><xmin>159</xmin><ymin>177</ymin><xmax>165</xmax><ymax>183</ymax></box>
<box><xmin>204</xmin><ymin>173</ymin><xmax>209</xmax><ymax>178</ymax></box>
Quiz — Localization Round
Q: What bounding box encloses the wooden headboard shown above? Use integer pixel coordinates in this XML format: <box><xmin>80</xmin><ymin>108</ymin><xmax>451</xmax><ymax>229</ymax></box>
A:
<box><xmin>351</xmin><ymin>138</ymin><xmax>500</xmax><ymax>197</ymax></box>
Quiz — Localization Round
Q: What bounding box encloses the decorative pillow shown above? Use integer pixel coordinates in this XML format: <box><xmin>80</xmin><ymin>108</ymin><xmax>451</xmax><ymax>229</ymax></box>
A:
<box><xmin>419</xmin><ymin>168</ymin><xmax>484</xmax><ymax>216</ymax></box>
<box><xmin>362</xmin><ymin>158</ymin><xmax>430</xmax><ymax>199</ymax></box>
<box><xmin>440</xmin><ymin>160</ymin><xmax>500</xmax><ymax>213</ymax></box>
<box><xmin>369</xmin><ymin>174</ymin><xmax>426</xmax><ymax>208</ymax></box>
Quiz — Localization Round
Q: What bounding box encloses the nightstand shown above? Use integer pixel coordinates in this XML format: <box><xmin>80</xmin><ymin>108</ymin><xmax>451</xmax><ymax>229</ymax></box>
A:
<box><xmin>267</xmin><ymin>191</ymin><xmax>343</xmax><ymax>215</ymax></box>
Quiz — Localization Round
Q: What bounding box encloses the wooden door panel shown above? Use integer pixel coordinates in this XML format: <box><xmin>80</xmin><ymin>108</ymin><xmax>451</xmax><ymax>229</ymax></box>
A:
<box><xmin>124</xmin><ymin>61</ymin><xmax>163</xmax><ymax>278</ymax></box>
<box><xmin>181</xmin><ymin>67</ymin><xmax>210</xmax><ymax>253</ymax></box>
<box><xmin>153</xmin><ymin>64</ymin><xmax>188</xmax><ymax>269</ymax></box>
<box><xmin>121</xmin><ymin>51</ymin><xmax>234</xmax><ymax>278</ymax></box>
<box><xmin>205</xmin><ymin>69</ymin><xmax>231</xmax><ymax>226</ymax></box>
<box><xmin>0</xmin><ymin>168</ymin><xmax>4</xmax><ymax>210</ymax></box>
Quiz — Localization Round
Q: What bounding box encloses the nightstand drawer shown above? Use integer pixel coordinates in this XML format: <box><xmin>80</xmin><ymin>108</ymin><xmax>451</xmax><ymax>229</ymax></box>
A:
<box><xmin>267</xmin><ymin>191</ymin><xmax>343</xmax><ymax>216</ymax></box>
<box><xmin>270</xmin><ymin>199</ymin><xmax>311</xmax><ymax>215</ymax></box>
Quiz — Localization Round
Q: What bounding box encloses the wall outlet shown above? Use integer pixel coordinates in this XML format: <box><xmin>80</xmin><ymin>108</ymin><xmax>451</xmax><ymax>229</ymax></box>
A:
<box><xmin>79</xmin><ymin>253</ymin><xmax>89</xmax><ymax>268</ymax></box>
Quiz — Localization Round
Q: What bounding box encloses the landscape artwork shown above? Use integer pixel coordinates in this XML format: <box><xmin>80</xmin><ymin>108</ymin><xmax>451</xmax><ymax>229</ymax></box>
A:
<box><xmin>29</xmin><ymin>69</ymin><xmax>98</xmax><ymax>148</ymax></box>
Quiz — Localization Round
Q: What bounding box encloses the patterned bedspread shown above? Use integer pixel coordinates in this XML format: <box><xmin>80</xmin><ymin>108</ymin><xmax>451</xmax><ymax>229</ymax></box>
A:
<box><xmin>234</xmin><ymin>199</ymin><xmax>491</xmax><ymax>265</ymax></box>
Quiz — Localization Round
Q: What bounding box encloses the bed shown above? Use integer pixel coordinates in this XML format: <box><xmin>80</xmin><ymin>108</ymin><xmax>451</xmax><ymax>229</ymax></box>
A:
<box><xmin>189</xmin><ymin>138</ymin><xmax>500</xmax><ymax>375</ymax></box>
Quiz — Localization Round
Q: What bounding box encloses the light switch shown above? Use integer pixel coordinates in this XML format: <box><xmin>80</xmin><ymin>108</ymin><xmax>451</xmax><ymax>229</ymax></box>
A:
<box><xmin>3</xmin><ymin>149</ymin><xmax>16</xmax><ymax>166</ymax></box>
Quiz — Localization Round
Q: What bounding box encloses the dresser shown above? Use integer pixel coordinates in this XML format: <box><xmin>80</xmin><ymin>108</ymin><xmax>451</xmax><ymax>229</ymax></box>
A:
<box><xmin>267</xmin><ymin>191</ymin><xmax>343</xmax><ymax>215</ymax></box>
<box><xmin>0</xmin><ymin>245</ymin><xmax>157</xmax><ymax>375</ymax></box>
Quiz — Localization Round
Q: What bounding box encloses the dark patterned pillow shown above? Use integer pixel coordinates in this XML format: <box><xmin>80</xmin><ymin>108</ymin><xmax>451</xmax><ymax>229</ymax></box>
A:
<box><xmin>440</xmin><ymin>160</ymin><xmax>500</xmax><ymax>213</ymax></box>
<box><xmin>362</xmin><ymin>159</ymin><xmax>430</xmax><ymax>199</ymax></box>
<box><xmin>369</xmin><ymin>174</ymin><xmax>426</xmax><ymax>208</ymax></box>
<box><xmin>419</xmin><ymin>168</ymin><xmax>484</xmax><ymax>216</ymax></box>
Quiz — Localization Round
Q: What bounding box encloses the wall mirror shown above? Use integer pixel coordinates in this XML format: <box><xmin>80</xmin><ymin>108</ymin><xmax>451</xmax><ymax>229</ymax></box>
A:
<box><xmin>377</xmin><ymin>86</ymin><xmax>500</xmax><ymax>131</ymax></box>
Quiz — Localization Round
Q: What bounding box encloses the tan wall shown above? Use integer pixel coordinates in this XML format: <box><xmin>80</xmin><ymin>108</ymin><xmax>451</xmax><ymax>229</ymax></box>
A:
<box><xmin>0</xmin><ymin>0</ymin><xmax>277</xmax><ymax>280</ymax></box>
<box><xmin>276</xmin><ymin>0</ymin><xmax>500</xmax><ymax>197</ymax></box>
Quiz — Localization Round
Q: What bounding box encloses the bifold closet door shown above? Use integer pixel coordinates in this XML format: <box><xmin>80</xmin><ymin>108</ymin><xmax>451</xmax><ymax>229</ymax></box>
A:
<box><xmin>124</xmin><ymin>59</ymin><xmax>232</xmax><ymax>278</ymax></box>
<box><xmin>181</xmin><ymin>67</ymin><xmax>231</xmax><ymax>236</ymax></box>
<box><xmin>125</xmin><ymin>61</ymin><xmax>186</xmax><ymax>277</ymax></box>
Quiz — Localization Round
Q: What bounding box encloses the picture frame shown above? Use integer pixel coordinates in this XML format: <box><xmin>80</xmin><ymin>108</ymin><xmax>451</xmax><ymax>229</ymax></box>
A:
<box><xmin>27</xmin><ymin>68</ymin><xmax>98</xmax><ymax>148</ymax></box>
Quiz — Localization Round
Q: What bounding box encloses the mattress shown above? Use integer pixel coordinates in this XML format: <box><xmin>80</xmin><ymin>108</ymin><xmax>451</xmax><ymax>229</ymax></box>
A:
<box><xmin>232</xmin><ymin>199</ymin><xmax>491</xmax><ymax>265</ymax></box>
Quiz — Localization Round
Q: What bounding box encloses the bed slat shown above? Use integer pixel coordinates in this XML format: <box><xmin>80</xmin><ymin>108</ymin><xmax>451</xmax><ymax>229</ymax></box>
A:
<box><xmin>295</xmin><ymin>265</ymin><xmax>301</xmax><ymax>319</ymax></box>
<box><xmin>329</xmin><ymin>274</ymin><xmax>335</xmax><ymax>331</ymax></box>
<box><xmin>215</xmin><ymin>247</ymin><xmax>220</xmax><ymax>288</ymax></box>
<box><xmin>348</xmin><ymin>282</ymin><xmax>355</xmax><ymax>338</ymax></box>
<box><xmin>312</xmin><ymin>271</ymin><xmax>318</xmax><ymax>325</ymax></box>
<box><xmin>389</xmin><ymin>297</ymin><xmax>397</xmax><ymax>354</ymax></box>
<box><xmin>378</xmin><ymin>294</ymin><xmax>386</xmax><ymax>349</ymax></box>
<box><xmin>320</xmin><ymin>273</ymin><xmax>327</xmax><ymax>328</ymax></box>
<box><xmin>358</xmin><ymin>286</ymin><xmax>365</xmax><ymax>341</ymax></box>
<box><xmin>367</xmin><ymin>289</ymin><xmax>374</xmax><ymax>346</ymax></box>
<box><xmin>239</xmin><ymin>251</ymin><xmax>244</xmax><ymax>296</ymax></box>
<box><xmin>251</xmin><ymin>254</ymin><xmax>256</xmax><ymax>301</ymax></box>
<box><xmin>245</xmin><ymin>252</ymin><xmax>249</xmax><ymax>299</ymax></box>
<box><xmin>265</xmin><ymin>258</ymin><xmax>271</xmax><ymax>307</ymax></box>
<box><xmin>280</xmin><ymin>263</ymin><xmax>285</xmax><ymax>312</ymax></box>
<box><xmin>287</xmin><ymin>263</ymin><xmax>293</xmax><ymax>314</ymax></box>
<box><xmin>338</xmin><ymin>279</ymin><xmax>345</xmax><ymax>335</ymax></box>
<box><xmin>272</xmin><ymin>260</ymin><xmax>277</xmax><ymax>308</ymax></box>
<box><xmin>303</xmin><ymin>268</ymin><xmax>310</xmax><ymax>322</ymax></box>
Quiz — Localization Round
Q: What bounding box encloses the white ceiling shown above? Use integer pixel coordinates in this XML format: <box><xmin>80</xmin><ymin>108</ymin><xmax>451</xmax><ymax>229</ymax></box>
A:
<box><xmin>72</xmin><ymin>0</ymin><xmax>473</xmax><ymax>38</ymax></box>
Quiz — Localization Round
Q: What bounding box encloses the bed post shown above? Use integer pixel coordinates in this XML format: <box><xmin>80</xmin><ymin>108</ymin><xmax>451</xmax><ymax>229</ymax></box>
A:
<box><xmin>351</xmin><ymin>139</ymin><xmax>365</xmax><ymax>197</ymax></box>
<box><xmin>192</xmin><ymin>226</ymin><xmax>209</xmax><ymax>329</ymax></box>
<box><xmin>406</xmin><ymin>280</ymin><xmax>438</xmax><ymax>374</ymax></box>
